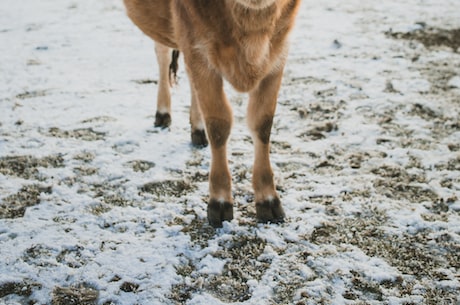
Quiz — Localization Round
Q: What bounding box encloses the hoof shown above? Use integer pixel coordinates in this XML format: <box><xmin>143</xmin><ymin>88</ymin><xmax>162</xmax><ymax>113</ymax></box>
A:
<box><xmin>154</xmin><ymin>112</ymin><xmax>171</xmax><ymax>128</ymax></box>
<box><xmin>256</xmin><ymin>197</ymin><xmax>285</xmax><ymax>224</ymax></box>
<box><xmin>191</xmin><ymin>129</ymin><xmax>208</xmax><ymax>147</ymax></box>
<box><xmin>207</xmin><ymin>199</ymin><xmax>233</xmax><ymax>228</ymax></box>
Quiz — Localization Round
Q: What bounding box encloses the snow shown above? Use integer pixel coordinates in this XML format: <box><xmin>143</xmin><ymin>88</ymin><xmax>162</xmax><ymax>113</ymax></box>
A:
<box><xmin>1</xmin><ymin>0</ymin><xmax>460</xmax><ymax>304</ymax></box>
<box><xmin>197</xmin><ymin>255</ymin><xmax>227</xmax><ymax>275</ymax></box>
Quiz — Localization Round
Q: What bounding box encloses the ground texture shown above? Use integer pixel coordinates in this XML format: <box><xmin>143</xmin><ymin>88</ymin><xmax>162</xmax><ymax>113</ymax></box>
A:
<box><xmin>0</xmin><ymin>0</ymin><xmax>459</xmax><ymax>304</ymax></box>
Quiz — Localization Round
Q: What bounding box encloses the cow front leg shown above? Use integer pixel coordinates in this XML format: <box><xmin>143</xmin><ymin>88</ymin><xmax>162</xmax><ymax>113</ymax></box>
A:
<box><xmin>186</xmin><ymin>59</ymin><xmax>233</xmax><ymax>228</ymax></box>
<box><xmin>154</xmin><ymin>42</ymin><xmax>172</xmax><ymax>128</ymax></box>
<box><xmin>247</xmin><ymin>69</ymin><xmax>285</xmax><ymax>223</ymax></box>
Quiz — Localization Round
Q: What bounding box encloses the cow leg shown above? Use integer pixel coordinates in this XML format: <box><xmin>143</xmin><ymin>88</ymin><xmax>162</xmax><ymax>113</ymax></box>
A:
<box><xmin>154</xmin><ymin>41</ymin><xmax>172</xmax><ymax>128</ymax></box>
<box><xmin>185</xmin><ymin>58</ymin><xmax>233</xmax><ymax>228</ymax></box>
<box><xmin>189</xmin><ymin>81</ymin><xmax>208</xmax><ymax>147</ymax></box>
<box><xmin>247</xmin><ymin>69</ymin><xmax>285</xmax><ymax>223</ymax></box>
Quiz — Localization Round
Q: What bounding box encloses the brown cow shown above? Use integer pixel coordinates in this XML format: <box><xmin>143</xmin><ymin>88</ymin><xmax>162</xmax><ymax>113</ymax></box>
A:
<box><xmin>124</xmin><ymin>0</ymin><xmax>301</xmax><ymax>227</ymax></box>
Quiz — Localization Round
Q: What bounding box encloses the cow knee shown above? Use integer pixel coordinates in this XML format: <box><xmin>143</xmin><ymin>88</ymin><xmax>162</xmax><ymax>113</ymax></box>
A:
<box><xmin>255</xmin><ymin>115</ymin><xmax>273</xmax><ymax>144</ymax></box>
<box><xmin>206</xmin><ymin>118</ymin><xmax>231</xmax><ymax>148</ymax></box>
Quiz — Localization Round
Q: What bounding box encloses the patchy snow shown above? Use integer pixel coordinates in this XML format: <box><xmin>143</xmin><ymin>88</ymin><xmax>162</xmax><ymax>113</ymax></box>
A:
<box><xmin>1</xmin><ymin>0</ymin><xmax>460</xmax><ymax>304</ymax></box>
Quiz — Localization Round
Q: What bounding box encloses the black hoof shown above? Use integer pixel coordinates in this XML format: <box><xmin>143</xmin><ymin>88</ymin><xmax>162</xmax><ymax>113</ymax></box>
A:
<box><xmin>207</xmin><ymin>199</ymin><xmax>233</xmax><ymax>228</ymax></box>
<box><xmin>154</xmin><ymin>112</ymin><xmax>171</xmax><ymax>128</ymax></box>
<box><xmin>191</xmin><ymin>129</ymin><xmax>208</xmax><ymax>147</ymax></box>
<box><xmin>256</xmin><ymin>197</ymin><xmax>285</xmax><ymax>224</ymax></box>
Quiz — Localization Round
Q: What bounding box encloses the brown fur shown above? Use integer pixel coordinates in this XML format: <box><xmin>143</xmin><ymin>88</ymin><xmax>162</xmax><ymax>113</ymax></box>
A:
<box><xmin>124</xmin><ymin>0</ymin><xmax>300</xmax><ymax>227</ymax></box>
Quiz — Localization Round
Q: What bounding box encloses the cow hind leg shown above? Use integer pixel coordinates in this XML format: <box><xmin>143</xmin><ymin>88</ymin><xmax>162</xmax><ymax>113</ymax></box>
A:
<box><xmin>189</xmin><ymin>81</ymin><xmax>208</xmax><ymax>147</ymax></box>
<box><xmin>155</xmin><ymin>42</ymin><xmax>208</xmax><ymax>147</ymax></box>
<box><xmin>154</xmin><ymin>42</ymin><xmax>173</xmax><ymax>128</ymax></box>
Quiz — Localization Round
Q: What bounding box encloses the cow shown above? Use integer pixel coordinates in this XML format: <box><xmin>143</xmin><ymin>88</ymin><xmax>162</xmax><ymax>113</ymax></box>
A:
<box><xmin>124</xmin><ymin>0</ymin><xmax>301</xmax><ymax>227</ymax></box>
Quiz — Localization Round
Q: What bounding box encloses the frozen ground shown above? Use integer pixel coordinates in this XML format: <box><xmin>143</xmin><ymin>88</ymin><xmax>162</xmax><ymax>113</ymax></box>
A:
<box><xmin>0</xmin><ymin>0</ymin><xmax>459</xmax><ymax>304</ymax></box>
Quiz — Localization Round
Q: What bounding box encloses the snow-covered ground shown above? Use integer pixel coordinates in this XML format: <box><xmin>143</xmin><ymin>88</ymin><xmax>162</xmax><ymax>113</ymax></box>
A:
<box><xmin>1</xmin><ymin>0</ymin><xmax>459</xmax><ymax>304</ymax></box>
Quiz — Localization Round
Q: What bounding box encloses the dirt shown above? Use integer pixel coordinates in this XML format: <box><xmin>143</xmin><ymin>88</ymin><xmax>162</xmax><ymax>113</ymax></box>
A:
<box><xmin>140</xmin><ymin>179</ymin><xmax>195</xmax><ymax>198</ymax></box>
<box><xmin>52</xmin><ymin>284</ymin><xmax>99</xmax><ymax>305</ymax></box>
<box><xmin>125</xmin><ymin>160</ymin><xmax>156</xmax><ymax>172</ymax></box>
<box><xmin>0</xmin><ymin>155</ymin><xmax>64</xmax><ymax>180</ymax></box>
<box><xmin>46</xmin><ymin>127</ymin><xmax>106</xmax><ymax>141</ymax></box>
<box><xmin>0</xmin><ymin>281</ymin><xmax>40</xmax><ymax>298</ymax></box>
<box><xmin>170</xmin><ymin>233</ymin><xmax>269</xmax><ymax>304</ymax></box>
<box><xmin>1</xmin><ymin>184</ymin><xmax>52</xmax><ymax>218</ymax></box>
<box><xmin>387</xmin><ymin>25</ymin><xmax>460</xmax><ymax>52</ymax></box>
